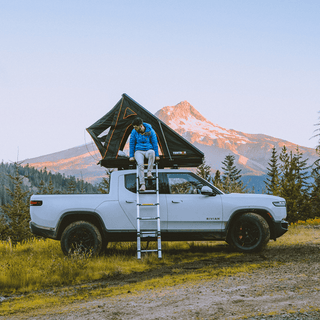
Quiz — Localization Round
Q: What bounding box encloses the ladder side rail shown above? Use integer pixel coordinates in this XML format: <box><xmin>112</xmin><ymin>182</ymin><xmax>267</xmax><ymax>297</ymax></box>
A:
<box><xmin>155</xmin><ymin>162</ymin><xmax>162</xmax><ymax>258</ymax></box>
<box><xmin>136</xmin><ymin>166</ymin><xmax>141</xmax><ymax>259</ymax></box>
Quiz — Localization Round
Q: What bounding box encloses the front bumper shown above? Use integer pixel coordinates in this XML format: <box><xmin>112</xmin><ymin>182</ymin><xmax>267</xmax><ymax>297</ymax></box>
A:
<box><xmin>29</xmin><ymin>221</ymin><xmax>57</xmax><ymax>239</ymax></box>
<box><xmin>274</xmin><ymin>220</ymin><xmax>289</xmax><ymax>238</ymax></box>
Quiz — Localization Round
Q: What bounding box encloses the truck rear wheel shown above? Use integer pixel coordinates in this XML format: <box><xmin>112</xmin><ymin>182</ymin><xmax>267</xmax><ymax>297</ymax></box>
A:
<box><xmin>61</xmin><ymin>221</ymin><xmax>102</xmax><ymax>256</ymax></box>
<box><xmin>228</xmin><ymin>213</ymin><xmax>270</xmax><ymax>253</ymax></box>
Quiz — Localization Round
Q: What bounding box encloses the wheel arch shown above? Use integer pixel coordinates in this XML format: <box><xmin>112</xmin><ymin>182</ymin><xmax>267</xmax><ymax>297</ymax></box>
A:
<box><xmin>226</xmin><ymin>208</ymin><xmax>276</xmax><ymax>240</ymax></box>
<box><xmin>56</xmin><ymin>211</ymin><xmax>107</xmax><ymax>240</ymax></box>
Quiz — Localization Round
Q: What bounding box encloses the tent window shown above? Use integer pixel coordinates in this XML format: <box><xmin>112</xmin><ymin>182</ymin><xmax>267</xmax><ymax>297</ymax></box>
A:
<box><xmin>98</xmin><ymin>128</ymin><xmax>110</xmax><ymax>139</ymax></box>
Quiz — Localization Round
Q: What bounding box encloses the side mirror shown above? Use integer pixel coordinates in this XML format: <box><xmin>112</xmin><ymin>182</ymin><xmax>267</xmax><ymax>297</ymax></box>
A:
<box><xmin>201</xmin><ymin>186</ymin><xmax>215</xmax><ymax>196</ymax></box>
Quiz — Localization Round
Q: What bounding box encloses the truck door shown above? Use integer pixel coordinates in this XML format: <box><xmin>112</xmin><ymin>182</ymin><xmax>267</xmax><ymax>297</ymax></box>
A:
<box><xmin>118</xmin><ymin>173</ymin><xmax>168</xmax><ymax>230</ymax></box>
<box><xmin>165</xmin><ymin>172</ymin><xmax>223</xmax><ymax>230</ymax></box>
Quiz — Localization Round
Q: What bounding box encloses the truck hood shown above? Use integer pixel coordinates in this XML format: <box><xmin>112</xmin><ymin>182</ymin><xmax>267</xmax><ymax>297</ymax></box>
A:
<box><xmin>223</xmin><ymin>193</ymin><xmax>285</xmax><ymax>201</ymax></box>
<box><xmin>219</xmin><ymin>193</ymin><xmax>286</xmax><ymax>221</ymax></box>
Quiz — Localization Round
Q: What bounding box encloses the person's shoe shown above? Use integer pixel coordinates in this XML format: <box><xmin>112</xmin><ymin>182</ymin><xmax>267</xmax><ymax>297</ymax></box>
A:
<box><xmin>139</xmin><ymin>184</ymin><xmax>146</xmax><ymax>192</ymax></box>
<box><xmin>147</xmin><ymin>171</ymin><xmax>153</xmax><ymax>179</ymax></box>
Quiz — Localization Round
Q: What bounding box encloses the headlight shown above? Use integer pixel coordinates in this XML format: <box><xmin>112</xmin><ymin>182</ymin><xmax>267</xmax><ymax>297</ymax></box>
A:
<box><xmin>273</xmin><ymin>201</ymin><xmax>286</xmax><ymax>207</ymax></box>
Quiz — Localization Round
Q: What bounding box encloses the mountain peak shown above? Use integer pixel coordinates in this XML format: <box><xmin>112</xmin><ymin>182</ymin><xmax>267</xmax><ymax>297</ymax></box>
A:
<box><xmin>155</xmin><ymin>100</ymin><xmax>258</xmax><ymax>147</ymax></box>
<box><xmin>155</xmin><ymin>100</ymin><xmax>207</xmax><ymax>124</ymax></box>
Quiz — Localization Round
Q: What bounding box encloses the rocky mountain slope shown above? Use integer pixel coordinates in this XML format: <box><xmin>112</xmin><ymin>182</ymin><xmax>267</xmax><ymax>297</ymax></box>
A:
<box><xmin>23</xmin><ymin>101</ymin><xmax>318</xmax><ymax>185</ymax></box>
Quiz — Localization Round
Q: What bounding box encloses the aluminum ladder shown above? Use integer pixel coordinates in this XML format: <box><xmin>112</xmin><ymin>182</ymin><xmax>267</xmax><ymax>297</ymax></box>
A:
<box><xmin>136</xmin><ymin>162</ymin><xmax>162</xmax><ymax>259</ymax></box>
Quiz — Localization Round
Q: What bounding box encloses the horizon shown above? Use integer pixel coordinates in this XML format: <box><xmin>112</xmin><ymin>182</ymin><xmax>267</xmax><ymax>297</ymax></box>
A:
<box><xmin>2</xmin><ymin>97</ymin><xmax>319</xmax><ymax>164</ymax></box>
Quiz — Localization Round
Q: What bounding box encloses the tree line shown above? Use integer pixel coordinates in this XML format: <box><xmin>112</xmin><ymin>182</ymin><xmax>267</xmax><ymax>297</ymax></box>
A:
<box><xmin>0</xmin><ymin>162</ymin><xmax>99</xmax><ymax>243</ymax></box>
<box><xmin>196</xmin><ymin>144</ymin><xmax>320</xmax><ymax>224</ymax></box>
<box><xmin>0</xmin><ymin>162</ymin><xmax>98</xmax><ymax>206</ymax></box>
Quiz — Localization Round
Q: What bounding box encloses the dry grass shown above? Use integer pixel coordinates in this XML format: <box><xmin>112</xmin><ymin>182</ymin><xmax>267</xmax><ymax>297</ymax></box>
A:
<box><xmin>0</xmin><ymin>218</ymin><xmax>319</xmax><ymax>317</ymax></box>
<box><xmin>1</xmin><ymin>218</ymin><xmax>319</xmax><ymax>295</ymax></box>
<box><xmin>0</xmin><ymin>239</ymin><xmax>239</xmax><ymax>295</ymax></box>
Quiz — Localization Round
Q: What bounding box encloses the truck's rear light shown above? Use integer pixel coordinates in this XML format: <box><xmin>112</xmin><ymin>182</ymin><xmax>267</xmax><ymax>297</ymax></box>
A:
<box><xmin>30</xmin><ymin>200</ymin><xmax>43</xmax><ymax>206</ymax></box>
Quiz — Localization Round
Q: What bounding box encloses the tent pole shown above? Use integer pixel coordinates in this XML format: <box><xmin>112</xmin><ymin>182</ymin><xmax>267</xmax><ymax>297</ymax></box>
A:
<box><xmin>158</xmin><ymin>120</ymin><xmax>172</xmax><ymax>161</ymax></box>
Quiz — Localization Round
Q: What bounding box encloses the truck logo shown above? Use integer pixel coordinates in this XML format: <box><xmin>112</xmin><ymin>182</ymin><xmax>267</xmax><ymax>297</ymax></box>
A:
<box><xmin>172</xmin><ymin>151</ymin><xmax>187</xmax><ymax>155</ymax></box>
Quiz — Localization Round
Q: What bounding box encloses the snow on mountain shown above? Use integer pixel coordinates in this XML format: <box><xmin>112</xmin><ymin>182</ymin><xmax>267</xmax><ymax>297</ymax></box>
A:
<box><xmin>23</xmin><ymin>100</ymin><xmax>318</xmax><ymax>184</ymax></box>
<box><xmin>156</xmin><ymin>101</ymin><xmax>251</xmax><ymax>145</ymax></box>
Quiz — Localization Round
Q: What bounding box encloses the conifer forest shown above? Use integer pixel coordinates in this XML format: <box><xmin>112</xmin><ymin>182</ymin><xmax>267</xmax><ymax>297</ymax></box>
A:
<box><xmin>0</xmin><ymin>163</ymin><xmax>100</xmax><ymax>242</ymax></box>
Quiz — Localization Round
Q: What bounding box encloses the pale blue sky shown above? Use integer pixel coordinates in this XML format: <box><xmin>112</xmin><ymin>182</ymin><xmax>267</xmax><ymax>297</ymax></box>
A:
<box><xmin>1</xmin><ymin>0</ymin><xmax>319</xmax><ymax>163</ymax></box>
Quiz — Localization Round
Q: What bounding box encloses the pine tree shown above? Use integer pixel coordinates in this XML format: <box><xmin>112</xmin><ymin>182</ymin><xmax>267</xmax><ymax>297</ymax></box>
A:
<box><xmin>279</xmin><ymin>147</ymin><xmax>298</xmax><ymax>222</ymax></box>
<box><xmin>310</xmin><ymin>113</ymin><xmax>320</xmax><ymax>218</ymax></box>
<box><xmin>0</xmin><ymin>163</ymin><xmax>32</xmax><ymax>243</ymax></box>
<box><xmin>265</xmin><ymin>147</ymin><xmax>281</xmax><ymax>195</ymax></box>
<box><xmin>38</xmin><ymin>179</ymin><xmax>48</xmax><ymax>194</ymax></box>
<box><xmin>293</xmin><ymin>147</ymin><xmax>311</xmax><ymax>220</ymax></box>
<box><xmin>278</xmin><ymin>146</ymin><xmax>311</xmax><ymax>223</ymax></box>
<box><xmin>47</xmin><ymin>177</ymin><xmax>55</xmax><ymax>194</ymax></box>
<box><xmin>67</xmin><ymin>176</ymin><xmax>77</xmax><ymax>194</ymax></box>
<box><xmin>310</xmin><ymin>158</ymin><xmax>320</xmax><ymax>218</ymax></box>
<box><xmin>213</xmin><ymin>170</ymin><xmax>223</xmax><ymax>190</ymax></box>
<box><xmin>196</xmin><ymin>158</ymin><xmax>212</xmax><ymax>182</ymax></box>
<box><xmin>79</xmin><ymin>179</ymin><xmax>86</xmax><ymax>194</ymax></box>
<box><xmin>312</xmin><ymin>111</ymin><xmax>320</xmax><ymax>154</ymax></box>
<box><xmin>0</xmin><ymin>168</ymin><xmax>6</xmax><ymax>206</ymax></box>
<box><xmin>98</xmin><ymin>169</ymin><xmax>114</xmax><ymax>194</ymax></box>
<box><xmin>221</xmin><ymin>155</ymin><xmax>246</xmax><ymax>193</ymax></box>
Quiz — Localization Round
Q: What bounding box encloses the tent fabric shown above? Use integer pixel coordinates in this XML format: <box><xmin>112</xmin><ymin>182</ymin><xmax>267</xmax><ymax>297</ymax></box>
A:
<box><xmin>86</xmin><ymin>93</ymin><xmax>204</xmax><ymax>169</ymax></box>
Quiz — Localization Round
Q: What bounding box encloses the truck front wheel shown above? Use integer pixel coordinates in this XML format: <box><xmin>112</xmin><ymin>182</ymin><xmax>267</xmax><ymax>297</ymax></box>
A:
<box><xmin>61</xmin><ymin>221</ymin><xmax>102</xmax><ymax>256</ymax></box>
<box><xmin>228</xmin><ymin>213</ymin><xmax>270</xmax><ymax>253</ymax></box>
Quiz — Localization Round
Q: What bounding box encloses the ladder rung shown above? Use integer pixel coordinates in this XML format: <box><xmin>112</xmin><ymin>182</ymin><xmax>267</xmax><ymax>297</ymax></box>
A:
<box><xmin>139</xmin><ymin>233</ymin><xmax>157</xmax><ymax>238</ymax></box>
<box><xmin>138</xmin><ymin>216</ymin><xmax>159</xmax><ymax>220</ymax></box>
<box><xmin>138</xmin><ymin>203</ymin><xmax>159</xmax><ymax>206</ymax></box>
<box><xmin>139</xmin><ymin>190</ymin><xmax>157</xmax><ymax>194</ymax></box>
<box><xmin>141</xmin><ymin>249</ymin><xmax>159</xmax><ymax>253</ymax></box>
<box><xmin>139</xmin><ymin>230</ymin><xmax>159</xmax><ymax>233</ymax></box>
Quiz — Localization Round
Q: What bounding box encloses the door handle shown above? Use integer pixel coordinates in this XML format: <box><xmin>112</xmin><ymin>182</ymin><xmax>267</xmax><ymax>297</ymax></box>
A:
<box><xmin>126</xmin><ymin>200</ymin><xmax>135</xmax><ymax>203</ymax></box>
<box><xmin>172</xmin><ymin>200</ymin><xmax>182</xmax><ymax>203</ymax></box>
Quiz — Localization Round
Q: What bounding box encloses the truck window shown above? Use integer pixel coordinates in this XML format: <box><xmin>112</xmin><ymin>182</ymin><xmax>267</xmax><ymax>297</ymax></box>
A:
<box><xmin>167</xmin><ymin>173</ymin><xmax>204</xmax><ymax>194</ymax></box>
<box><xmin>125</xmin><ymin>174</ymin><xmax>136</xmax><ymax>193</ymax></box>
<box><xmin>124</xmin><ymin>174</ymin><xmax>168</xmax><ymax>194</ymax></box>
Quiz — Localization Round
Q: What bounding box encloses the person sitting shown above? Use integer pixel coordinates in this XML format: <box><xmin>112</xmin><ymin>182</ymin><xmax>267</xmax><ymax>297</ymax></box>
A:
<box><xmin>129</xmin><ymin>117</ymin><xmax>160</xmax><ymax>192</ymax></box>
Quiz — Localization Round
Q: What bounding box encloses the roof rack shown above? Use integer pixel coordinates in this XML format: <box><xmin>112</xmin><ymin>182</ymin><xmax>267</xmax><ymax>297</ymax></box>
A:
<box><xmin>99</xmin><ymin>155</ymin><xmax>202</xmax><ymax>170</ymax></box>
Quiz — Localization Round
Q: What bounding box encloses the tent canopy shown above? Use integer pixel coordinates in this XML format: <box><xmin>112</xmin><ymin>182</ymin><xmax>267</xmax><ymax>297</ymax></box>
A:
<box><xmin>86</xmin><ymin>93</ymin><xmax>204</xmax><ymax>169</ymax></box>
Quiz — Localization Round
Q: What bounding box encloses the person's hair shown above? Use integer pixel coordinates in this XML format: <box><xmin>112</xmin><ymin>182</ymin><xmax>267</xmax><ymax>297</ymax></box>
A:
<box><xmin>132</xmin><ymin>117</ymin><xmax>143</xmax><ymax>126</ymax></box>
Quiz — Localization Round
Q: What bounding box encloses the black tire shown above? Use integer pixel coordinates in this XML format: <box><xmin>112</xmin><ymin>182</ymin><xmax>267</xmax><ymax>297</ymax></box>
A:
<box><xmin>228</xmin><ymin>213</ymin><xmax>270</xmax><ymax>253</ymax></box>
<box><xmin>60</xmin><ymin>221</ymin><xmax>102</xmax><ymax>256</ymax></box>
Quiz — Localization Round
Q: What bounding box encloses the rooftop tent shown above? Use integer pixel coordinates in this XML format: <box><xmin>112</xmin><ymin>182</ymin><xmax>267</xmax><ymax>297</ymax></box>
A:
<box><xmin>86</xmin><ymin>93</ymin><xmax>204</xmax><ymax>169</ymax></box>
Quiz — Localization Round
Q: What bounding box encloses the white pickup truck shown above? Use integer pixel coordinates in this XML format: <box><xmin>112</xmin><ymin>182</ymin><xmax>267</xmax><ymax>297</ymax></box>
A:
<box><xmin>30</xmin><ymin>169</ymin><xmax>288</xmax><ymax>256</ymax></box>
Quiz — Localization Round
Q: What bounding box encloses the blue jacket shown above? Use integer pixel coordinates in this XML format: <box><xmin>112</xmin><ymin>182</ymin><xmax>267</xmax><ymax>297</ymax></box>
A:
<box><xmin>129</xmin><ymin>123</ymin><xmax>159</xmax><ymax>157</ymax></box>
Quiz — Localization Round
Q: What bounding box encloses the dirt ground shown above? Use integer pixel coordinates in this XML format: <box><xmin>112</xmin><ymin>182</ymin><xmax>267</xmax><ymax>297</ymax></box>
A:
<box><xmin>2</xmin><ymin>228</ymin><xmax>320</xmax><ymax>320</ymax></box>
